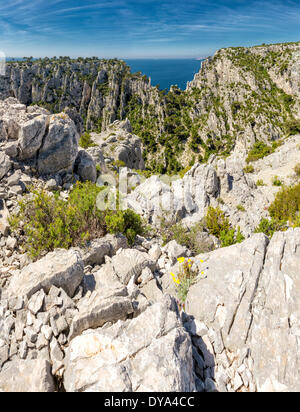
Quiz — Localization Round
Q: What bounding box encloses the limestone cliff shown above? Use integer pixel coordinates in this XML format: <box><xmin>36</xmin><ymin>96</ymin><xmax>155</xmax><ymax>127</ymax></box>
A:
<box><xmin>0</xmin><ymin>58</ymin><xmax>162</xmax><ymax>136</ymax></box>
<box><xmin>1</xmin><ymin>42</ymin><xmax>300</xmax><ymax>173</ymax></box>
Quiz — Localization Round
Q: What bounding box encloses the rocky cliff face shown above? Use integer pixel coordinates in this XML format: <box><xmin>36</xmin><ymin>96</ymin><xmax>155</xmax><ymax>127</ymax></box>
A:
<box><xmin>186</xmin><ymin>43</ymin><xmax>300</xmax><ymax>154</ymax></box>
<box><xmin>3</xmin><ymin>43</ymin><xmax>300</xmax><ymax>173</ymax></box>
<box><xmin>0</xmin><ymin>57</ymin><xmax>162</xmax><ymax>136</ymax></box>
<box><xmin>120</xmin><ymin>42</ymin><xmax>300</xmax><ymax>172</ymax></box>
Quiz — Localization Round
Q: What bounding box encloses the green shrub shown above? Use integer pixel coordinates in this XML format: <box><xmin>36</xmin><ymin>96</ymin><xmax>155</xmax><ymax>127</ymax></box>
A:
<box><xmin>79</xmin><ymin>132</ymin><xmax>97</xmax><ymax>149</ymax></box>
<box><xmin>205</xmin><ymin>207</ymin><xmax>245</xmax><ymax>247</ymax></box>
<box><xmin>243</xmin><ymin>164</ymin><xmax>255</xmax><ymax>173</ymax></box>
<box><xmin>96</xmin><ymin>164</ymin><xmax>101</xmax><ymax>176</ymax></box>
<box><xmin>269</xmin><ymin>182</ymin><xmax>300</xmax><ymax>224</ymax></box>
<box><xmin>205</xmin><ymin>207</ymin><xmax>230</xmax><ymax>237</ymax></box>
<box><xmin>254</xmin><ymin>218</ymin><xmax>286</xmax><ymax>238</ymax></box>
<box><xmin>10</xmin><ymin>182</ymin><xmax>145</xmax><ymax>259</ymax></box>
<box><xmin>256</xmin><ymin>179</ymin><xmax>266</xmax><ymax>186</ymax></box>
<box><xmin>272</xmin><ymin>176</ymin><xmax>283</xmax><ymax>186</ymax></box>
<box><xmin>171</xmin><ymin>258</ymin><xmax>198</xmax><ymax>309</ymax></box>
<box><xmin>246</xmin><ymin>141</ymin><xmax>273</xmax><ymax>163</ymax></box>
<box><xmin>237</xmin><ymin>204</ymin><xmax>246</xmax><ymax>212</ymax></box>
<box><xmin>294</xmin><ymin>163</ymin><xmax>300</xmax><ymax>177</ymax></box>
<box><xmin>219</xmin><ymin>226</ymin><xmax>245</xmax><ymax>247</ymax></box>
<box><xmin>105</xmin><ymin>209</ymin><xmax>145</xmax><ymax>246</ymax></box>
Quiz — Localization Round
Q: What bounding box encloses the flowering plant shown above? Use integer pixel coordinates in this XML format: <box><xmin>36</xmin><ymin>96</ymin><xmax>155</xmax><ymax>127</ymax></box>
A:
<box><xmin>171</xmin><ymin>257</ymin><xmax>205</xmax><ymax>310</ymax></box>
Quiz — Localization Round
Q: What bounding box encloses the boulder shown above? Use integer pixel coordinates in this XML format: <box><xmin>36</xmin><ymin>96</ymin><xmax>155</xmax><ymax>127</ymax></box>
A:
<box><xmin>81</xmin><ymin>234</ymin><xmax>128</xmax><ymax>267</ymax></box>
<box><xmin>64</xmin><ymin>296</ymin><xmax>196</xmax><ymax>392</ymax></box>
<box><xmin>95</xmin><ymin>248</ymin><xmax>156</xmax><ymax>286</ymax></box>
<box><xmin>5</xmin><ymin>249</ymin><xmax>84</xmax><ymax>299</ymax></box>
<box><xmin>163</xmin><ymin>240</ymin><xmax>190</xmax><ymax>263</ymax></box>
<box><xmin>0</xmin><ymin>152</ymin><xmax>11</xmax><ymax>180</ymax></box>
<box><xmin>37</xmin><ymin>113</ymin><xmax>79</xmax><ymax>175</ymax></box>
<box><xmin>69</xmin><ymin>286</ymin><xmax>134</xmax><ymax>339</ymax></box>
<box><xmin>74</xmin><ymin>149</ymin><xmax>97</xmax><ymax>183</ymax></box>
<box><xmin>18</xmin><ymin>115</ymin><xmax>48</xmax><ymax>160</ymax></box>
<box><xmin>91</xmin><ymin>119</ymin><xmax>145</xmax><ymax>170</ymax></box>
<box><xmin>0</xmin><ymin>359</ymin><xmax>55</xmax><ymax>392</ymax></box>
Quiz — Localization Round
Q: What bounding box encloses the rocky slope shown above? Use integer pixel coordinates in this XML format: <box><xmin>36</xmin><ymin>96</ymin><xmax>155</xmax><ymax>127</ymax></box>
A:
<box><xmin>0</xmin><ymin>43</ymin><xmax>300</xmax><ymax>392</ymax></box>
<box><xmin>0</xmin><ymin>222</ymin><xmax>299</xmax><ymax>392</ymax></box>
<box><xmin>124</xmin><ymin>132</ymin><xmax>300</xmax><ymax>236</ymax></box>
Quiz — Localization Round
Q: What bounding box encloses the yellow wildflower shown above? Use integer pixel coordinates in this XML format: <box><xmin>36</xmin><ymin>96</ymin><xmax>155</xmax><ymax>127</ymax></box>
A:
<box><xmin>177</xmin><ymin>257</ymin><xmax>185</xmax><ymax>263</ymax></box>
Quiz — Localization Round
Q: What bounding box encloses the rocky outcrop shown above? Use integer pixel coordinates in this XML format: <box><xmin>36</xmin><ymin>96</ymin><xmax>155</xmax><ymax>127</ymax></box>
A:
<box><xmin>125</xmin><ymin>134</ymin><xmax>300</xmax><ymax>236</ymax></box>
<box><xmin>0</xmin><ymin>153</ymin><xmax>11</xmax><ymax>180</ymax></box>
<box><xmin>0</xmin><ymin>359</ymin><xmax>55</xmax><ymax>392</ymax></box>
<box><xmin>91</xmin><ymin>119</ymin><xmax>145</xmax><ymax>170</ymax></box>
<box><xmin>0</xmin><ymin>58</ymin><xmax>159</xmax><ymax>134</ymax></box>
<box><xmin>185</xmin><ymin>229</ymin><xmax>300</xmax><ymax>392</ymax></box>
<box><xmin>0</xmin><ymin>98</ymin><xmax>79</xmax><ymax>177</ymax></box>
<box><xmin>37</xmin><ymin>114</ymin><xmax>79</xmax><ymax>175</ymax></box>
<box><xmin>5</xmin><ymin>249</ymin><xmax>84</xmax><ymax>299</ymax></box>
<box><xmin>0</xmin><ymin>225</ymin><xmax>299</xmax><ymax>392</ymax></box>
<box><xmin>64</xmin><ymin>296</ymin><xmax>196</xmax><ymax>392</ymax></box>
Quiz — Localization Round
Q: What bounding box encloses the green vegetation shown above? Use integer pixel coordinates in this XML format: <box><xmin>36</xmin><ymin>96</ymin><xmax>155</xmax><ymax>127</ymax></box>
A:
<box><xmin>112</xmin><ymin>160</ymin><xmax>127</xmax><ymax>168</ymax></box>
<box><xmin>255</xmin><ymin>182</ymin><xmax>300</xmax><ymax>237</ymax></box>
<box><xmin>160</xmin><ymin>218</ymin><xmax>213</xmax><ymax>255</ymax></box>
<box><xmin>8</xmin><ymin>46</ymin><xmax>300</xmax><ymax>174</ymax></box>
<box><xmin>272</xmin><ymin>176</ymin><xmax>283</xmax><ymax>186</ymax></box>
<box><xmin>161</xmin><ymin>207</ymin><xmax>245</xmax><ymax>251</ymax></box>
<box><xmin>237</xmin><ymin>204</ymin><xmax>246</xmax><ymax>212</ymax></box>
<box><xmin>105</xmin><ymin>209</ymin><xmax>145</xmax><ymax>246</ymax></box>
<box><xmin>256</xmin><ymin>179</ymin><xmax>266</xmax><ymax>186</ymax></box>
<box><xmin>246</xmin><ymin>142</ymin><xmax>273</xmax><ymax>163</ymax></box>
<box><xmin>205</xmin><ymin>207</ymin><xmax>245</xmax><ymax>247</ymax></box>
<box><xmin>244</xmin><ymin>164</ymin><xmax>255</xmax><ymax>173</ymax></box>
<box><xmin>79</xmin><ymin>132</ymin><xmax>97</xmax><ymax>149</ymax></box>
<box><xmin>286</xmin><ymin>120</ymin><xmax>300</xmax><ymax>136</ymax></box>
<box><xmin>9</xmin><ymin>182</ymin><xmax>145</xmax><ymax>259</ymax></box>
<box><xmin>294</xmin><ymin>163</ymin><xmax>300</xmax><ymax>177</ymax></box>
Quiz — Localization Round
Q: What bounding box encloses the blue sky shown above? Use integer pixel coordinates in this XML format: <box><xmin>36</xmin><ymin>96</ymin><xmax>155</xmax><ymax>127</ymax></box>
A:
<box><xmin>0</xmin><ymin>0</ymin><xmax>300</xmax><ymax>58</ymax></box>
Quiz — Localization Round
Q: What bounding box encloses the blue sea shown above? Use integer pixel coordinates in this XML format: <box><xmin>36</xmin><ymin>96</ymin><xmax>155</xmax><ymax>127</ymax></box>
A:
<box><xmin>125</xmin><ymin>59</ymin><xmax>203</xmax><ymax>90</ymax></box>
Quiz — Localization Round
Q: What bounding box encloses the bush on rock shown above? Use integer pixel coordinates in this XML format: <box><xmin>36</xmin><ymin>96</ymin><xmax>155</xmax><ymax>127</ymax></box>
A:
<box><xmin>10</xmin><ymin>182</ymin><xmax>145</xmax><ymax>259</ymax></box>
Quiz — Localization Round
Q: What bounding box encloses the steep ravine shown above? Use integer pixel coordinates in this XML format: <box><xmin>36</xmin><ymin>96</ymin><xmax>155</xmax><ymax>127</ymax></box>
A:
<box><xmin>1</xmin><ymin>42</ymin><xmax>300</xmax><ymax>173</ymax></box>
